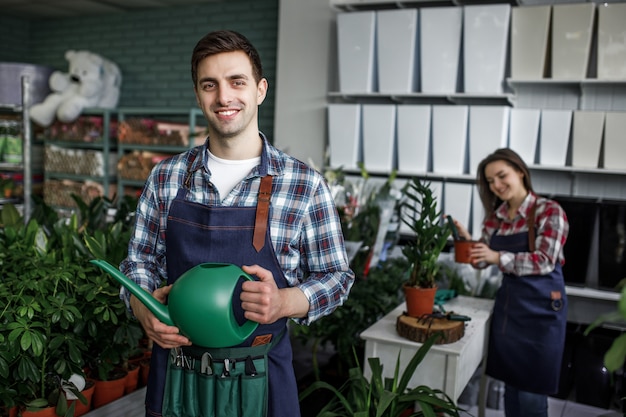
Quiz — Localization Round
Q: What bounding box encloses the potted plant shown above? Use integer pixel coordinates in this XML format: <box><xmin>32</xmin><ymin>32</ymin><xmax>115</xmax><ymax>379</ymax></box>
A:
<box><xmin>76</xmin><ymin>195</ymin><xmax>143</xmax><ymax>406</ymax></box>
<box><xmin>292</xmin><ymin>257</ymin><xmax>409</xmax><ymax>381</ymax></box>
<box><xmin>292</xmin><ymin>166</ymin><xmax>406</xmax><ymax>380</ymax></box>
<box><xmin>400</xmin><ymin>178</ymin><xmax>452</xmax><ymax>317</ymax></box>
<box><xmin>0</xmin><ymin>195</ymin><xmax>142</xmax><ymax>414</ymax></box>
<box><xmin>0</xmin><ymin>204</ymin><xmax>90</xmax><ymax>415</ymax></box>
<box><xmin>298</xmin><ymin>333</ymin><xmax>461</xmax><ymax>416</ymax></box>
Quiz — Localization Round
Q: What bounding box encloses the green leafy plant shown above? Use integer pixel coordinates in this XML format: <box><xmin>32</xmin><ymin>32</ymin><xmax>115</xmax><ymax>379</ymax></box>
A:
<box><xmin>0</xmin><ymin>211</ymin><xmax>89</xmax><ymax>414</ymax></box>
<box><xmin>292</xmin><ymin>257</ymin><xmax>409</xmax><ymax>379</ymax></box>
<box><xmin>0</xmin><ymin>193</ymin><xmax>142</xmax><ymax>411</ymax></box>
<box><xmin>584</xmin><ymin>279</ymin><xmax>626</xmax><ymax>372</ymax></box>
<box><xmin>294</xmin><ymin>166</ymin><xmax>405</xmax><ymax>380</ymax></box>
<box><xmin>74</xmin><ymin>195</ymin><xmax>143</xmax><ymax>381</ymax></box>
<box><xmin>299</xmin><ymin>333</ymin><xmax>461</xmax><ymax>417</ymax></box>
<box><xmin>400</xmin><ymin>178</ymin><xmax>451</xmax><ymax>289</ymax></box>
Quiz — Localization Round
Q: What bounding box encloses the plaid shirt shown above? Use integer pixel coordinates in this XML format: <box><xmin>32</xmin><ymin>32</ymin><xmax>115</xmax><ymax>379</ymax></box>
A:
<box><xmin>481</xmin><ymin>192</ymin><xmax>569</xmax><ymax>277</ymax></box>
<box><xmin>120</xmin><ymin>135</ymin><xmax>354</xmax><ymax>324</ymax></box>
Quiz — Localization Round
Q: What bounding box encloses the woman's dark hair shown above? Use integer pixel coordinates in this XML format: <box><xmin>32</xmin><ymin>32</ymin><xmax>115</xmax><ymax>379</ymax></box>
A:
<box><xmin>476</xmin><ymin>148</ymin><xmax>533</xmax><ymax>217</ymax></box>
<box><xmin>191</xmin><ymin>30</ymin><xmax>263</xmax><ymax>86</ymax></box>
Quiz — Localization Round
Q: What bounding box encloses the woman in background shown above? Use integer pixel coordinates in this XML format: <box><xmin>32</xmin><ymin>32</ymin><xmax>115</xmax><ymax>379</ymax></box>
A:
<box><xmin>454</xmin><ymin>148</ymin><xmax>569</xmax><ymax>417</ymax></box>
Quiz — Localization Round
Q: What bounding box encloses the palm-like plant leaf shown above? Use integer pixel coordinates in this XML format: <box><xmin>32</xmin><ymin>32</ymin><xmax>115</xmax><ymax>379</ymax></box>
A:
<box><xmin>299</xmin><ymin>333</ymin><xmax>460</xmax><ymax>416</ymax></box>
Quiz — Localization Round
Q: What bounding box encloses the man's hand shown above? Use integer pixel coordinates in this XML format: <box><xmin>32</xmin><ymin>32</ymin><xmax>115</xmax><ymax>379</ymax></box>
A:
<box><xmin>130</xmin><ymin>286</ymin><xmax>191</xmax><ymax>349</ymax></box>
<box><xmin>240</xmin><ymin>264</ymin><xmax>309</xmax><ymax>324</ymax></box>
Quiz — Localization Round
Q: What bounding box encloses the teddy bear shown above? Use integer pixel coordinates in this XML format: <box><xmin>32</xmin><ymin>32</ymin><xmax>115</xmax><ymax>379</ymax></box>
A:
<box><xmin>30</xmin><ymin>50</ymin><xmax>122</xmax><ymax>127</ymax></box>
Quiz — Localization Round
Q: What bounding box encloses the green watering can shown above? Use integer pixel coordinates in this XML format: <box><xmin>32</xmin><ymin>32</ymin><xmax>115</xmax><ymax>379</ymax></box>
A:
<box><xmin>90</xmin><ymin>259</ymin><xmax>259</xmax><ymax>348</ymax></box>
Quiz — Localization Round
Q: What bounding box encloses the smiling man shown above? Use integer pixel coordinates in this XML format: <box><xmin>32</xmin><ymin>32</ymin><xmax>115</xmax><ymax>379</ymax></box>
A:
<box><xmin>119</xmin><ymin>30</ymin><xmax>355</xmax><ymax>417</ymax></box>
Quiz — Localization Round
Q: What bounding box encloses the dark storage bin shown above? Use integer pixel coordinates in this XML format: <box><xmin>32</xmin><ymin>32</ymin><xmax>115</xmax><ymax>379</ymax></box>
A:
<box><xmin>574</xmin><ymin>327</ymin><xmax>618</xmax><ymax>409</ymax></box>
<box><xmin>553</xmin><ymin>323</ymin><xmax>583</xmax><ymax>399</ymax></box>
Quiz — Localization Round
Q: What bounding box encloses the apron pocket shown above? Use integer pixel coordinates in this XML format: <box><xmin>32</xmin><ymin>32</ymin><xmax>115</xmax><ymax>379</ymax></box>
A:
<box><xmin>163</xmin><ymin>365</ymin><xmax>184</xmax><ymax>417</ymax></box>
<box><xmin>197</xmin><ymin>374</ymin><xmax>215</xmax><ymax>417</ymax></box>
<box><xmin>183</xmin><ymin>369</ymin><xmax>199</xmax><ymax>417</ymax></box>
<box><xmin>215</xmin><ymin>376</ymin><xmax>240</xmax><ymax>417</ymax></box>
<box><xmin>241</xmin><ymin>372</ymin><xmax>267</xmax><ymax>417</ymax></box>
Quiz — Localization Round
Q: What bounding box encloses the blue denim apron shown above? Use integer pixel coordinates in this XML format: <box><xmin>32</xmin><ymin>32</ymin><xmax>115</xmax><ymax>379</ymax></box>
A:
<box><xmin>485</xmin><ymin>230</ymin><xmax>567</xmax><ymax>395</ymax></box>
<box><xmin>144</xmin><ymin>161</ymin><xmax>299</xmax><ymax>416</ymax></box>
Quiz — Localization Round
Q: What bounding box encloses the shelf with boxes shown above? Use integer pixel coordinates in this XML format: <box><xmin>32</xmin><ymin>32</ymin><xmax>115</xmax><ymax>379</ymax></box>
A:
<box><xmin>42</xmin><ymin>109</ymin><xmax>118</xmax><ymax>209</ymax></box>
<box><xmin>328</xmin><ymin>0</ymin><xmax>626</xmax><ymax>240</ymax></box>
<box><xmin>115</xmin><ymin>107</ymin><xmax>207</xmax><ymax>199</ymax></box>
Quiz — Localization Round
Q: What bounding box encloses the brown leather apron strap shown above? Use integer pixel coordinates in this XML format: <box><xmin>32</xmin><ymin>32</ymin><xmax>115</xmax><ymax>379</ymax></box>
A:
<box><xmin>253</xmin><ymin>176</ymin><xmax>272</xmax><ymax>252</ymax></box>
<box><xmin>527</xmin><ymin>202</ymin><xmax>537</xmax><ymax>252</ymax></box>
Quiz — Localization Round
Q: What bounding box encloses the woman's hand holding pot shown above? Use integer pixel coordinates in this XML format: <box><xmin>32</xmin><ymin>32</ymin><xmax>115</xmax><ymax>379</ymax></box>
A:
<box><xmin>469</xmin><ymin>242</ymin><xmax>500</xmax><ymax>268</ymax></box>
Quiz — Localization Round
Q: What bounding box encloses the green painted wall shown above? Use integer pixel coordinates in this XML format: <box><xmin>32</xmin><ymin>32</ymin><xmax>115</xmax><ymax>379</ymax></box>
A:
<box><xmin>0</xmin><ymin>0</ymin><xmax>278</xmax><ymax>139</ymax></box>
<box><xmin>0</xmin><ymin>17</ymin><xmax>31</xmax><ymax>62</ymax></box>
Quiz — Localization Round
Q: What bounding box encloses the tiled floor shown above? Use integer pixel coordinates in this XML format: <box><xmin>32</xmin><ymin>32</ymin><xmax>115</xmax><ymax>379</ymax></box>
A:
<box><xmin>459</xmin><ymin>398</ymin><xmax>620</xmax><ymax>417</ymax></box>
<box><xmin>85</xmin><ymin>386</ymin><xmax>620</xmax><ymax>417</ymax></box>
<box><xmin>84</xmin><ymin>335</ymin><xmax>621</xmax><ymax>417</ymax></box>
<box><xmin>83</xmin><ymin>387</ymin><xmax>145</xmax><ymax>417</ymax></box>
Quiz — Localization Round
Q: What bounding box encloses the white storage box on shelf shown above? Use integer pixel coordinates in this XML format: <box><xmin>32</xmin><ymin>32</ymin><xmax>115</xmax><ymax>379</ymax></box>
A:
<box><xmin>376</xmin><ymin>9</ymin><xmax>419</xmax><ymax>94</ymax></box>
<box><xmin>467</xmin><ymin>106</ymin><xmax>510</xmax><ymax>175</ymax></box>
<box><xmin>432</xmin><ymin>105</ymin><xmax>468</xmax><ymax>175</ymax></box>
<box><xmin>571</xmin><ymin>111</ymin><xmax>604</xmax><ymax>169</ymax></box>
<box><xmin>597</xmin><ymin>2</ymin><xmax>626</xmax><ymax>80</ymax></box>
<box><xmin>444</xmin><ymin>182</ymin><xmax>473</xmax><ymax>234</ymax></box>
<box><xmin>327</xmin><ymin>103</ymin><xmax>361</xmax><ymax>170</ymax></box>
<box><xmin>419</xmin><ymin>7</ymin><xmax>462</xmax><ymax>94</ymax></box>
<box><xmin>463</xmin><ymin>4</ymin><xmax>511</xmax><ymax>94</ymax></box>
<box><xmin>509</xmin><ymin>108</ymin><xmax>541</xmax><ymax>165</ymax></box>
<box><xmin>472</xmin><ymin>185</ymin><xmax>484</xmax><ymax>240</ymax></box>
<box><xmin>510</xmin><ymin>5</ymin><xmax>551</xmax><ymax>80</ymax></box>
<box><xmin>336</xmin><ymin>11</ymin><xmax>376</xmax><ymax>93</ymax></box>
<box><xmin>539</xmin><ymin>109</ymin><xmax>572</xmax><ymax>167</ymax></box>
<box><xmin>396</xmin><ymin>105</ymin><xmax>430</xmax><ymax>175</ymax></box>
<box><xmin>551</xmin><ymin>3</ymin><xmax>595</xmax><ymax>80</ymax></box>
<box><xmin>603</xmin><ymin>112</ymin><xmax>626</xmax><ymax>171</ymax></box>
<box><xmin>362</xmin><ymin>104</ymin><xmax>396</xmax><ymax>173</ymax></box>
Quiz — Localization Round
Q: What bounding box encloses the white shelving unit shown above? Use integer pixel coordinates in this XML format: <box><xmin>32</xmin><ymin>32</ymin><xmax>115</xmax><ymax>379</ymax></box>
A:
<box><xmin>328</xmin><ymin>0</ymin><xmax>626</xmax><ymax>204</ymax></box>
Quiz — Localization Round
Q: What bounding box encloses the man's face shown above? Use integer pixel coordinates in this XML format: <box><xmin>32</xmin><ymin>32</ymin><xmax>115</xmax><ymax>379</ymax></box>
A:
<box><xmin>194</xmin><ymin>51</ymin><xmax>267</xmax><ymax>140</ymax></box>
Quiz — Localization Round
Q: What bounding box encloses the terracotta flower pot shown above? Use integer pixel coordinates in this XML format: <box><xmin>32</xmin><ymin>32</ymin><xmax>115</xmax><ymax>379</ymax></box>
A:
<box><xmin>124</xmin><ymin>364</ymin><xmax>140</xmax><ymax>394</ymax></box>
<box><xmin>69</xmin><ymin>378</ymin><xmax>96</xmax><ymax>417</ymax></box>
<box><xmin>1</xmin><ymin>406</ymin><xmax>18</xmax><ymax>417</ymax></box>
<box><xmin>93</xmin><ymin>369</ymin><xmax>128</xmax><ymax>409</ymax></box>
<box><xmin>403</xmin><ymin>285</ymin><xmax>437</xmax><ymax>318</ymax></box>
<box><xmin>20</xmin><ymin>406</ymin><xmax>57</xmax><ymax>417</ymax></box>
<box><xmin>454</xmin><ymin>240</ymin><xmax>478</xmax><ymax>264</ymax></box>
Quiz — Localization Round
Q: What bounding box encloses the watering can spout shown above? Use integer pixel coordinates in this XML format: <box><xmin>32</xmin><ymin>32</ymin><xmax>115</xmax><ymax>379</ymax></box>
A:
<box><xmin>90</xmin><ymin>259</ymin><xmax>174</xmax><ymax>326</ymax></box>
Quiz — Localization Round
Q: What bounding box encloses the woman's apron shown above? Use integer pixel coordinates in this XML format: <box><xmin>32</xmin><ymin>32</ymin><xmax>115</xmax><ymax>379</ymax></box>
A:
<box><xmin>485</xmin><ymin>228</ymin><xmax>567</xmax><ymax>395</ymax></box>
<box><xmin>144</xmin><ymin>166</ymin><xmax>300</xmax><ymax>416</ymax></box>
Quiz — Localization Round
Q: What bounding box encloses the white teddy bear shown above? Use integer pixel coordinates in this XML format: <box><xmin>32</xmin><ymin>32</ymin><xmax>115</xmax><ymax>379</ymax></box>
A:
<box><xmin>30</xmin><ymin>50</ymin><xmax>121</xmax><ymax>127</ymax></box>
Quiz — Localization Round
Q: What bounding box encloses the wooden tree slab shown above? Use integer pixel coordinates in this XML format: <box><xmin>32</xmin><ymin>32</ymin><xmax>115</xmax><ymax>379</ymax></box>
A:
<box><xmin>396</xmin><ymin>313</ymin><xmax>465</xmax><ymax>344</ymax></box>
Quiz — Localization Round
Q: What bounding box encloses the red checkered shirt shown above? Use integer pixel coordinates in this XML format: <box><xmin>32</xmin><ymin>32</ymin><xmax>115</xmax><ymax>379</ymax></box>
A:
<box><xmin>480</xmin><ymin>192</ymin><xmax>569</xmax><ymax>277</ymax></box>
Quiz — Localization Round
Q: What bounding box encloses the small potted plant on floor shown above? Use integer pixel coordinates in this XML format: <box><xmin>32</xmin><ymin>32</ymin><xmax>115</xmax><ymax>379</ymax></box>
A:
<box><xmin>400</xmin><ymin>178</ymin><xmax>452</xmax><ymax>317</ymax></box>
<box><xmin>299</xmin><ymin>333</ymin><xmax>462</xmax><ymax>416</ymax></box>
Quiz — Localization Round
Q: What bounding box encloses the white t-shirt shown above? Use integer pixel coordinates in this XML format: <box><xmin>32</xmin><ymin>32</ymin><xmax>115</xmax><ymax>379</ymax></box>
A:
<box><xmin>207</xmin><ymin>149</ymin><xmax>260</xmax><ymax>199</ymax></box>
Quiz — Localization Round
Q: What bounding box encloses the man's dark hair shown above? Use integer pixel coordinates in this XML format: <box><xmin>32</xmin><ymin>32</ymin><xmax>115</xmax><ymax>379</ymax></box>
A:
<box><xmin>191</xmin><ymin>29</ymin><xmax>263</xmax><ymax>86</ymax></box>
